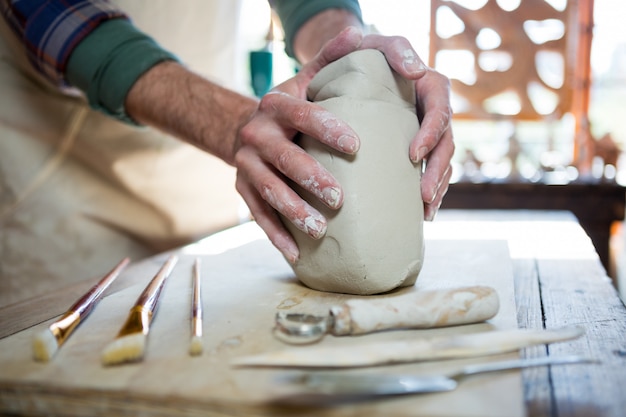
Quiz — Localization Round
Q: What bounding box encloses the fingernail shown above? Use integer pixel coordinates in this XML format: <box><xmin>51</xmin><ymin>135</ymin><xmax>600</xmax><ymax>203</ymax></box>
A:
<box><xmin>338</xmin><ymin>135</ymin><xmax>359</xmax><ymax>154</ymax></box>
<box><xmin>322</xmin><ymin>186</ymin><xmax>342</xmax><ymax>209</ymax></box>
<box><xmin>306</xmin><ymin>215</ymin><xmax>327</xmax><ymax>239</ymax></box>
<box><xmin>425</xmin><ymin>199</ymin><xmax>442</xmax><ymax>221</ymax></box>
<box><xmin>425</xmin><ymin>183</ymin><xmax>439</xmax><ymax>204</ymax></box>
<box><xmin>295</xmin><ymin>210</ymin><xmax>327</xmax><ymax>239</ymax></box>
<box><xmin>414</xmin><ymin>146</ymin><xmax>429</xmax><ymax>162</ymax></box>
<box><xmin>282</xmin><ymin>243</ymin><xmax>299</xmax><ymax>264</ymax></box>
<box><xmin>402</xmin><ymin>49</ymin><xmax>426</xmax><ymax>74</ymax></box>
<box><xmin>411</xmin><ymin>146</ymin><xmax>429</xmax><ymax>164</ymax></box>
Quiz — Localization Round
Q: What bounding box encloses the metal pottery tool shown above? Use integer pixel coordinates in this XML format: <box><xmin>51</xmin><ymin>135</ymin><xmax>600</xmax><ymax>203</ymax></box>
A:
<box><xmin>233</xmin><ymin>326</ymin><xmax>585</xmax><ymax>368</ymax></box>
<box><xmin>274</xmin><ymin>355</ymin><xmax>598</xmax><ymax>405</ymax></box>
<box><xmin>274</xmin><ymin>285</ymin><xmax>500</xmax><ymax>344</ymax></box>
<box><xmin>189</xmin><ymin>258</ymin><xmax>203</xmax><ymax>356</ymax></box>
<box><xmin>101</xmin><ymin>255</ymin><xmax>178</xmax><ymax>366</ymax></box>
<box><xmin>32</xmin><ymin>257</ymin><xmax>130</xmax><ymax>362</ymax></box>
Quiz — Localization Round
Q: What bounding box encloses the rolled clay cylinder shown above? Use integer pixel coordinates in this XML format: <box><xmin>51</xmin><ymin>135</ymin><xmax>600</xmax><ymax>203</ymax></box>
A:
<box><xmin>329</xmin><ymin>286</ymin><xmax>500</xmax><ymax>336</ymax></box>
<box><xmin>284</xmin><ymin>49</ymin><xmax>424</xmax><ymax>295</ymax></box>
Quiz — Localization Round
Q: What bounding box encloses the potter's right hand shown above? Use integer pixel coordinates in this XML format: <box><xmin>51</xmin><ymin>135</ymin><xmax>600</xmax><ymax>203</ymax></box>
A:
<box><xmin>233</xmin><ymin>28</ymin><xmax>365</xmax><ymax>263</ymax></box>
<box><xmin>358</xmin><ymin>34</ymin><xmax>454</xmax><ymax>222</ymax></box>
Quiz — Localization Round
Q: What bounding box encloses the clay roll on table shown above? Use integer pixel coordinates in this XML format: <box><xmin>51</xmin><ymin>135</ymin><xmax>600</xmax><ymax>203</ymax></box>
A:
<box><xmin>329</xmin><ymin>285</ymin><xmax>499</xmax><ymax>336</ymax></box>
<box><xmin>274</xmin><ymin>285</ymin><xmax>501</xmax><ymax>344</ymax></box>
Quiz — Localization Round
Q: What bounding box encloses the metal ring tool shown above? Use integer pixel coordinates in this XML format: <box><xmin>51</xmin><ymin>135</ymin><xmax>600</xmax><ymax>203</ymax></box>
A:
<box><xmin>273</xmin><ymin>312</ymin><xmax>329</xmax><ymax>345</ymax></box>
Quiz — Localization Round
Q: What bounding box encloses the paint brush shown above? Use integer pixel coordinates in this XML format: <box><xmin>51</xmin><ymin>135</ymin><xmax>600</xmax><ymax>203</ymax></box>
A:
<box><xmin>189</xmin><ymin>258</ymin><xmax>203</xmax><ymax>356</ymax></box>
<box><xmin>32</xmin><ymin>257</ymin><xmax>131</xmax><ymax>362</ymax></box>
<box><xmin>101</xmin><ymin>255</ymin><xmax>178</xmax><ymax>366</ymax></box>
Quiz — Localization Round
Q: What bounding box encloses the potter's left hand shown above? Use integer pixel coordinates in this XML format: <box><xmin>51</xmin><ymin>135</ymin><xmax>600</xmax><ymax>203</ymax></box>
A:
<box><xmin>233</xmin><ymin>28</ymin><xmax>364</xmax><ymax>263</ymax></box>
<box><xmin>359</xmin><ymin>34</ymin><xmax>455</xmax><ymax>220</ymax></box>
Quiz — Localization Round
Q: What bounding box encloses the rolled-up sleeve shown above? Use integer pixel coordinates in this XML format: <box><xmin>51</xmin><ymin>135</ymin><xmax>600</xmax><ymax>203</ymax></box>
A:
<box><xmin>2</xmin><ymin>0</ymin><xmax>178</xmax><ymax>124</ymax></box>
<box><xmin>1</xmin><ymin>0</ymin><xmax>127</xmax><ymax>86</ymax></box>
<box><xmin>269</xmin><ymin>0</ymin><xmax>362</xmax><ymax>59</ymax></box>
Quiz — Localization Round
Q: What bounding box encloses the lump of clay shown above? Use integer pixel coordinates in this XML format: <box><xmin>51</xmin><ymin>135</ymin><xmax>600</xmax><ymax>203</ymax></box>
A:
<box><xmin>284</xmin><ymin>49</ymin><xmax>424</xmax><ymax>295</ymax></box>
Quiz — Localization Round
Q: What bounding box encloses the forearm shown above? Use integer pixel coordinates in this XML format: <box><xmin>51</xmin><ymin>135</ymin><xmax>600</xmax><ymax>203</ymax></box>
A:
<box><xmin>292</xmin><ymin>8</ymin><xmax>363</xmax><ymax>64</ymax></box>
<box><xmin>125</xmin><ymin>61</ymin><xmax>258</xmax><ymax>165</ymax></box>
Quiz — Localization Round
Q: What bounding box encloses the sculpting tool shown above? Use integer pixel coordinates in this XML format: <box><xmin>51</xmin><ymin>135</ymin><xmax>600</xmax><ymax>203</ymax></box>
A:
<box><xmin>101</xmin><ymin>255</ymin><xmax>178</xmax><ymax>366</ymax></box>
<box><xmin>276</xmin><ymin>355</ymin><xmax>599</xmax><ymax>405</ymax></box>
<box><xmin>189</xmin><ymin>258</ymin><xmax>203</xmax><ymax>356</ymax></box>
<box><xmin>233</xmin><ymin>326</ymin><xmax>585</xmax><ymax>368</ymax></box>
<box><xmin>274</xmin><ymin>285</ymin><xmax>500</xmax><ymax>344</ymax></box>
<box><xmin>32</xmin><ymin>257</ymin><xmax>130</xmax><ymax>362</ymax></box>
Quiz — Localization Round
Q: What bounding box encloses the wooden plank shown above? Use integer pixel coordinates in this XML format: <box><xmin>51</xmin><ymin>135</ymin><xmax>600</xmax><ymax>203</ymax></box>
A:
<box><xmin>0</xmin><ymin>233</ymin><xmax>524</xmax><ymax>417</ymax></box>
<box><xmin>430</xmin><ymin>209</ymin><xmax>626</xmax><ymax>416</ymax></box>
<box><xmin>513</xmin><ymin>258</ymin><xmax>551</xmax><ymax>417</ymax></box>
<box><xmin>0</xmin><ymin>258</ymin><xmax>169</xmax><ymax>339</ymax></box>
<box><xmin>0</xmin><ymin>279</ymin><xmax>100</xmax><ymax>339</ymax></box>
<box><xmin>537</xmin><ymin>257</ymin><xmax>626</xmax><ymax>417</ymax></box>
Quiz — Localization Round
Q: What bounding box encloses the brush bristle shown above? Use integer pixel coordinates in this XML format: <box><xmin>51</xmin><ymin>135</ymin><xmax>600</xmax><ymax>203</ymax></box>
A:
<box><xmin>101</xmin><ymin>333</ymin><xmax>146</xmax><ymax>366</ymax></box>
<box><xmin>189</xmin><ymin>335</ymin><xmax>203</xmax><ymax>356</ymax></box>
<box><xmin>32</xmin><ymin>328</ymin><xmax>59</xmax><ymax>362</ymax></box>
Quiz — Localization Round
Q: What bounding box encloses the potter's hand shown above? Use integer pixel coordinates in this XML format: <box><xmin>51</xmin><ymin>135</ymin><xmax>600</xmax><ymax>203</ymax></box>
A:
<box><xmin>360</xmin><ymin>34</ymin><xmax>455</xmax><ymax>220</ymax></box>
<box><xmin>234</xmin><ymin>28</ymin><xmax>364</xmax><ymax>263</ymax></box>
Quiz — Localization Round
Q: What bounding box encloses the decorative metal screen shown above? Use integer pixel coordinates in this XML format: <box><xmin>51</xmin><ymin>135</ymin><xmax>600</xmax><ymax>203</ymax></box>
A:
<box><xmin>429</xmin><ymin>0</ymin><xmax>588</xmax><ymax>122</ymax></box>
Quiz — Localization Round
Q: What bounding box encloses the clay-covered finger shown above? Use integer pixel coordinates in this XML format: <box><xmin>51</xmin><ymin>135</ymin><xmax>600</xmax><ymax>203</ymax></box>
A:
<box><xmin>235</xmin><ymin>176</ymin><xmax>300</xmax><ymax>263</ymax></box>
<box><xmin>299</xmin><ymin>26</ymin><xmax>364</xmax><ymax>79</ymax></box>
<box><xmin>423</xmin><ymin>164</ymin><xmax>452</xmax><ymax>221</ymax></box>
<box><xmin>259</xmin><ymin>179</ymin><xmax>327</xmax><ymax>240</ymax></box>
<box><xmin>258</xmin><ymin>92</ymin><xmax>360</xmax><ymax>155</ymax></box>
<box><xmin>237</xmin><ymin>107</ymin><xmax>347</xmax><ymax>210</ymax></box>
<box><xmin>360</xmin><ymin>34</ymin><xmax>428</xmax><ymax>78</ymax></box>
<box><xmin>410</xmin><ymin>71</ymin><xmax>453</xmax><ymax>162</ymax></box>
<box><xmin>418</xmin><ymin>128</ymin><xmax>455</xmax><ymax>203</ymax></box>
<box><xmin>263</xmin><ymin>141</ymin><xmax>344</xmax><ymax>209</ymax></box>
<box><xmin>235</xmin><ymin>147</ymin><xmax>328</xmax><ymax>240</ymax></box>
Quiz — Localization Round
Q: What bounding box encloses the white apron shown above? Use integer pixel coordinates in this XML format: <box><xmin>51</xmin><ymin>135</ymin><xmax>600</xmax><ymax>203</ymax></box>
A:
<box><xmin>0</xmin><ymin>1</ymin><xmax>246</xmax><ymax>307</ymax></box>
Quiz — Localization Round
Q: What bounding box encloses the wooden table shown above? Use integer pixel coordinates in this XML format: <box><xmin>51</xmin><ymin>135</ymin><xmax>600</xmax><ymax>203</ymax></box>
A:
<box><xmin>0</xmin><ymin>209</ymin><xmax>624</xmax><ymax>416</ymax></box>
<box><xmin>427</xmin><ymin>210</ymin><xmax>626</xmax><ymax>417</ymax></box>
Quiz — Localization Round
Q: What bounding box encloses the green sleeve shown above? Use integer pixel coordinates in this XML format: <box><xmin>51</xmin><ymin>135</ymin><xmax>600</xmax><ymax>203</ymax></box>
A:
<box><xmin>270</xmin><ymin>0</ymin><xmax>362</xmax><ymax>59</ymax></box>
<box><xmin>66</xmin><ymin>19</ymin><xmax>179</xmax><ymax>125</ymax></box>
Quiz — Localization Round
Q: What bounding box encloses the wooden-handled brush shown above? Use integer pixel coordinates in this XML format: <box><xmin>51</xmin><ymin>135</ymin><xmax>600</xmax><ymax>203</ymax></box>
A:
<box><xmin>189</xmin><ymin>258</ymin><xmax>203</xmax><ymax>356</ymax></box>
<box><xmin>32</xmin><ymin>257</ymin><xmax>131</xmax><ymax>362</ymax></box>
<box><xmin>101</xmin><ymin>255</ymin><xmax>178</xmax><ymax>366</ymax></box>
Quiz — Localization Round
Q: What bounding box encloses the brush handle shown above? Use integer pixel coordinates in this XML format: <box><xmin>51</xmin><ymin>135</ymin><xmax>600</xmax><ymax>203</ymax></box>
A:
<box><xmin>191</xmin><ymin>258</ymin><xmax>203</xmax><ymax>336</ymax></box>
<box><xmin>135</xmin><ymin>255</ymin><xmax>178</xmax><ymax>313</ymax></box>
<box><xmin>330</xmin><ymin>286</ymin><xmax>500</xmax><ymax>336</ymax></box>
<box><xmin>69</xmin><ymin>257</ymin><xmax>130</xmax><ymax>317</ymax></box>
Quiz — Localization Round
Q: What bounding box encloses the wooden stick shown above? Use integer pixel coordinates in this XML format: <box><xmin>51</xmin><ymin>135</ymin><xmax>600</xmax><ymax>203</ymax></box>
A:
<box><xmin>189</xmin><ymin>258</ymin><xmax>203</xmax><ymax>356</ymax></box>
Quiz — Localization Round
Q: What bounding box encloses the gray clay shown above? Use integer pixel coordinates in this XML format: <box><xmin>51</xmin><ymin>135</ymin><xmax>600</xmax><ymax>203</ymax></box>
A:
<box><xmin>285</xmin><ymin>49</ymin><xmax>424</xmax><ymax>295</ymax></box>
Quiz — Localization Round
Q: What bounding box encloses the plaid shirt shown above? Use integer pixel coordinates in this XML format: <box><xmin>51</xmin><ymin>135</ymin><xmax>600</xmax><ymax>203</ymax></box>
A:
<box><xmin>1</xmin><ymin>0</ymin><xmax>127</xmax><ymax>86</ymax></box>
